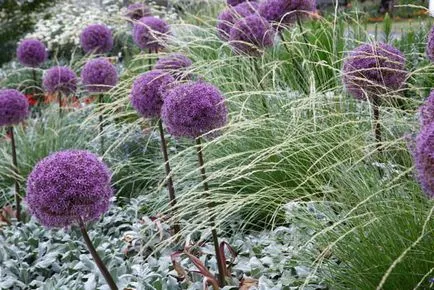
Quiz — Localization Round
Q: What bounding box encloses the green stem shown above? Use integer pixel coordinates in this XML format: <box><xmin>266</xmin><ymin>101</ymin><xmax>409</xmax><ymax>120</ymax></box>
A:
<box><xmin>58</xmin><ymin>92</ymin><xmax>62</xmax><ymax>118</ymax></box>
<box><xmin>148</xmin><ymin>48</ymin><xmax>154</xmax><ymax>70</ymax></box>
<box><xmin>9</xmin><ymin>126</ymin><xmax>21</xmax><ymax>222</ymax></box>
<box><xmin>32</xmin><ymin>69</ymin><xmax>42</xmax><ymax>117</ymax></box>
<box><xmin>157</xmin><ymin>119</ymin><xmax>180</xmax><ymax>235</ymax></box>
<box><xmin>98</xmin><ymin>94</ymin><xmax>105</xmax><ymax>154</ymax></box>
<box><xmin>195</xmin><ymin>138</ymin><xmax>226</xmax><ymax>287</ymax></box>
<box><xmin>373</xmin><ymin>99</ymin><xmax>382</xmax><ymax>154</ymax></box>
<box><xmin>78</xmin><ymin>218</ymin><xmax>118</xmax><ymax>290</ymax></box>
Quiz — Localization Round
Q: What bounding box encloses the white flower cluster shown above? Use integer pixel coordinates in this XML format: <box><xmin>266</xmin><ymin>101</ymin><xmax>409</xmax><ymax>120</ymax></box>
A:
<box><xmin>25</xmin><ymin>0</ymin><xmax>127</xmax><ymax>51</ymax></box>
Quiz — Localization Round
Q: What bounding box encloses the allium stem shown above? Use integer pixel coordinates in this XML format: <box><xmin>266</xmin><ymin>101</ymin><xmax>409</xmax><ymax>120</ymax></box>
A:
<box><xmin>157</xmin><ymin>119</ymin><xmax>180</xmax><ymax>235</ymax></box>
<box><xmin>8</xmin><ymin>126</ymin><xmax>21</xmax><ymax>222</ymax></box>
<box><xmin>148</xmin><ymin>49</ymin><xmax>154</xmax><ymax>69</ymax></box>
<box><xmin>78</xmin><ymin>218</ymin><xmax>118</xmax><ymax>290</ymax></box>
<box><xmin>32</xmin><ymin>69</ymin><xmax>42</xmax><ymax>117</ymax></box>
<box><xmin>98</xmin><ymin>94</ymin><xmax>105</xmax><ymax>154</ymax></box>
<box><xmin>195</xmin><ymin>138</ymin><xmax>226</xmax><ymax>287</ymax></box>
<box><xmin>372</xmin><ymin>100</ymin><xmax>382</xmax><ymax>154</ymax></box>
<box><xmin>57</xmin><ymin>92</ymin><xmax>62</xmax><ymax>118</ymax></box>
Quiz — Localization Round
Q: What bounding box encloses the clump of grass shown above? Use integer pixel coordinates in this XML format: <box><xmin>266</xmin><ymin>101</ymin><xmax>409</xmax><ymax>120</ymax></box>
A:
<box><xmin>0</xmin><ymin>107</ymin><xmax>94</xmax><ymax>208</ymax></box>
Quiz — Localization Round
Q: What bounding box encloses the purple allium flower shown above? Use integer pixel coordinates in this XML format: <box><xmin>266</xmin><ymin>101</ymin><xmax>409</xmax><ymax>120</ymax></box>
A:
<box><xmin>81</xmin><ymin>58</ymin><xmax>118</xmax><ymax>93</ymax></box>
<box><xmin>217</xmin><ymin>1</ymin><xmax>259</xmax><ymax>41</ymax></box>
<box><xmin>0</xmin><ymin>89</ymin><xmax>29</xmax><ymax>127</ymax></box>
<box><xmin>16</xmin><ymin>39</ymin><xmax>47</xmax><ymax>68</ymax></box>
<box><xmin>80</xmin><ymin>24</ymin><xmax>114</xmax><ymax>54</ymax></box>
<box><xmin>154</xmin><ymin>53</ymin><xmax>192</xmax><ymax>79</ymax></box>
<box><xmin>26</xmin><ymin>150</ymin><xmax>113</xmax><ymax>228</ymax></box>
<box><xmin>130</xmin><ymin>70</ymin><xmax>175</xmax><ymax>118</ymax></box>
<box><xmin>413</xmin><ymin>122</ymin><xmax>434</xmax><ymax>199</ymax></box>
<box><xmin>420</xmin><ymin>91</ymin><xmax>434</xmax><ymax>128</ymax></box>
<box><xmin>43</xmin><ymin>66</ymin><xmax>78</xmax><ymax>95</ymax></box>
<box><xmin>132</xmin><ymin>16</ymin><xmax>170</xmax><ymax>51</ymax></box>
<box><xmin>229</xmin><ymin>15</ymin><xmax>275</xmax><ymax>56</ymax></box>
<box><xmin>342</xmin><ymin>43</ymin><xmax>407</xmax><ymax>102</ymax></box>
<box><xmin>258</xmin><ymin>0</ymin><xmax>316</xmax><ymax>26</ymax></box>
<box><xmin>161</xmin><ymin>81</ymin><xmax>228</xmax><ymax>138</ymax></box>
<box><xmin>126</xmin><ymin>3</ymin><xmax>152</xmax><ymax>20</ymax></box>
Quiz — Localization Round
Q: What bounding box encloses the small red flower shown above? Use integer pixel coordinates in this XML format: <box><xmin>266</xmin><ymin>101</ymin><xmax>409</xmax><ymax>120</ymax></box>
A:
<box><xmin>26</xmin><ymin>94</ymin><xmax>38</xmax><ymax>106</ymax></box>
<box><xmin>84</xmin><ymin>96</ymin><xmax>96</xmax><ymax>104</ymax></box>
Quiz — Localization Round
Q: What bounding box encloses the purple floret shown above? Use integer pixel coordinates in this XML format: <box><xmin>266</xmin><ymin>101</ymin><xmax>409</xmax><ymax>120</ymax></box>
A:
<box><xmin>81</xmin><ymin>58</ymin><xmax>118</xmax><ymax>93</ymax></box>
<box><xmin>420</xmin><ymin>91</ymin><xmax>434</xmax><ymax>128</ymax></box>
<box><xmin>258</xmin><ymin>0</ymin><xmax>316</xmax><ymax>27</ymax></box>
<box><xmin>413</xmin><ymin>122</ymin><xmax>434</xmax><ymax>199</ymax></box>
<box><xmin>126</xmin><ymin>3</ymin><xmax>152</xmax><ymax>20</ymax></box>
<box><xmin>132</xmin><ymin>16</ymin><xmax>170</xmax><ymax>51</ymax></box>
<box><xmin>16</xmin><ymin>39</ymin><xmax>47</xmax><ymax>68</ymax></box>
<box><xmin>217</xmin><ymin>1</ymin><xmax>259</xmax><ymax>41</ymax></box>
<box><xmin>161</xmin><ymin>81</ymin><xmax>228</xmax><ymax>138</ymax></box>
<box><xmin>0</xmin><ymin>89</ymin><xmax>29</xmax><ymax>127</ymax></box>
<box><xmin>153</xmin><ymin>53</ymin><xmax>192</xmax><ymax>79</ymax></box>
<box><xmin>342</xmin><ymin>43</ymin><xmax>407</xmax><ymax>102</ymax></box>
<box><xmin>26</xmin><ymin>150</ymin><xmax>113</xmax><ymax>228</ymax></box>
<box><xmin>427</xmin><ymin>25</ymin><xmax>434</xmax><ymax>62</ymax></box>
<box><xmin>43</xmin><ymin>66</ymin><xmax>78</xmax><ymax>95</ymax></box>
<box><xmin>229</xmin><ymin>15</ymin><xmax>275</xmax><ymax>56</ymax></box>
<box><xmin>130</xmin><ymin>70</ymin><xmax>175</xmax><ymax>118</ymax></box>
<box><xmin>80</xmin><ymin>24</ymin><xmax>114</xmax><ymax>54</ymax></box>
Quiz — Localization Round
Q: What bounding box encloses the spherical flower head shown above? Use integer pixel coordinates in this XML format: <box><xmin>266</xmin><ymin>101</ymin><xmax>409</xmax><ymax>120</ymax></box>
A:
<box><xmin>162</xmin><ymin>81</ymin><xmax>228</xmax><ymax>138</ymax></box>
<box><xmin>259</xmin><ymin>0</ymin><xmax>316</xmax><ymax>26</ymax></box>
<box><xmin>132</xmin><ymin>16</ymin><xmax>170</xmax><ymax>51</ymax></box>
<box><xmin>0</xmin><ymin>89</ymin><xmax>29</xmax><ymax>127</ymax></box>
<box><xmin>81</xmin><ymin>58</ymin><xmax>118</xmax><ymax>93</ymax></box>
<box><xmin>126</xmin><ymin>3</ymin><xmax>152</xmax><ymax>20</ymax></box>
<box><xmin>413</xmin><ymin>122</ymin><xmax>434</xmax><ymax>199</ymax></box>
<box><xmin>217</xmin><ymin>1</ymin><xmax>259</xmax><ymax>41</ymax></box>
<box><xmin>26</xmin><ymin>150</ymin><xmax>113</xmax><ymax>228</ymax></box>
<box><xmin>153</xmin><ymin>53</ymin><xmax>193</xmax><ymax>79</ymax></box>
<box><xmin>43</xmin><ymin>66</ymin><xmax>78</xmax><ymax>95</ymax></box>
<box><xmin>420</xmin><ymin>90</ymin><xmax>434</xmax><ymax>128</ymax></box>
<box><xmin>342</xmin><ymin>43</ymin><xmax>407</xmax><ymax>102</ymax></box>
<box><xmin>130</xmin><ymin>70</ymin><xmax>175</xmax><ymax>118</ymax></box>
<box><xmin>229</xmin><ymin>15</ymin><xmax>276</xmax><ymax>56</ymax></box>
<box><xmin>80</xmin><ymin>24</ymin><xmax>114</xmax><ymax>54</ymax></box>
<box><xmin>16</xmin><ymin>39</ymin><xmax>47</xmax><ymax>67</ymax></box>
<box><xmin>427</xmin><ymin>25</ymin><xmax>434</xmax><ymax>62</ymax></box>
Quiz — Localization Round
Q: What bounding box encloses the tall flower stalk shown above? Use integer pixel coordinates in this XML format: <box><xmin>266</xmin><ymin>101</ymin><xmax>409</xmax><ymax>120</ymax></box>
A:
<box><xmin>8</xmin><ymin>126</ymin><xmax>21</xmax><ymax>221</ymax></box>
<box><xmin>162</xmin><ymin>81</ymin><xmax>228</xmax><ymax>286</ymax></box>
<box><xmin>0</xmin><ymin>89</ymin><xmax>29</xmax><ymax>222</ymax></box>
<box><xmin>342</xmin><ymin>42</ymin><xmax>407</xmax><ymax>156</ymax></box>
<box><xmin>78</xmin><ymin>217</ymin><xmax>118</xmax><ymax>290</ymax></box>
<box><xmin>195</xmin><ymin>137</ymin><xmax>226</xmax><ymax>287</ymax></box>
<box><xmin>157</xmin><ymin>119</ymin><xmax>180</xmax><ymax>235</ymax></box>
<box><xmin>130</xmin><ymin>70</ymin><xmax>180</xmax><ymax>235</ymax></box>
<box><xmin>98</xmin><ymin>94</ymin><xmax>105</xmax><ymax>152</ymax></box>
<box><xmin>81</xmin><ymin>58</ymin><xmax>118</xmax><ymax>154</ymax></box>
